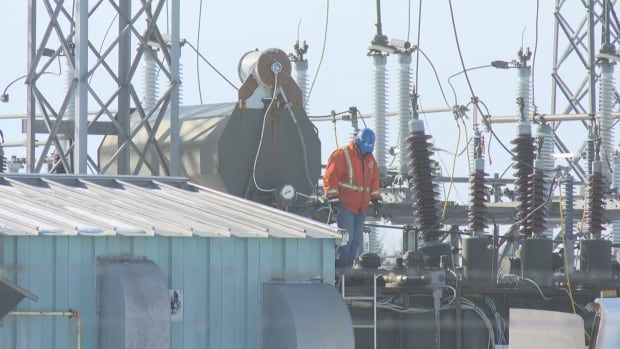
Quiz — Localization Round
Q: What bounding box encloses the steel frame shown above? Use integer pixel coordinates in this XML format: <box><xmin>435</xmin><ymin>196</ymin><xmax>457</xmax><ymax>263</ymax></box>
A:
<box><xmin>26</xmin><ymin>0</ymin><xmax>180</xmax><ymax>175</ymax></box>
<box><xmin>550</xmin><ymin>0</ymin><xmax>620</xmax><ymax>181</ymax></box>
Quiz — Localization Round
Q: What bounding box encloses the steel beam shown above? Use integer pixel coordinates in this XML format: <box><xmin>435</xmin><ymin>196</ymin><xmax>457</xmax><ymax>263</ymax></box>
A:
<box><xmin>116</xmin><ymin>0</ymin><xmax>131</xmax><ymax>174</ymax></box>
<box><xmin>74</xmin><ymin>0</ymin><xmax>89</xmax><ymax>174</ymax></box>
<box><xmin>27</xmin><ymin>0</ymin><xmax>36</xmax><ymax>172</ymax></box>
<box><xmin>169</xmin><ymin>0</ymin><xmax>181</xmax><ymax>176</ymax></box>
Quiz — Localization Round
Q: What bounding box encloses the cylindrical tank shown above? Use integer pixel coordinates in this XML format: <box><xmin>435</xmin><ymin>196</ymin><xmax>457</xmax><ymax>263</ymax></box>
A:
<box><xmin>462</xmin><ymin>237</ymin><xmax>492</xmax><ymax>281</ymax></box>
<box><xmin>238</xmin><ymin>48</ymin><xmax>292</xmax><ymax>89</ymax></box>
<box><xmin>520</xmin><ymin>238</ymin><xmax>554</xmax><ymax>287</ymax></box>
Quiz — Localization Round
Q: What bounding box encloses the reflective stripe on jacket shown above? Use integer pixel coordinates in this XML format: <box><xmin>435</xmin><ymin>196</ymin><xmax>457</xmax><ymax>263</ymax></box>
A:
<box><xmin>323</xmin><ymin>141</ymin><xmax>381</xmax><ymax>214</ymax></box>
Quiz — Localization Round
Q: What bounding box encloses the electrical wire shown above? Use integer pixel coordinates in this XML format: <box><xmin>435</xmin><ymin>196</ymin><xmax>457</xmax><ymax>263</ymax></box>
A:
<box><xmin>252</xmin><ymin>77</ymin><xmax>279</xmax><ymax>193</ymax></box>
<box><xmin>417</xmin><ymin>47</ymin><xmax>451</xmax><ymax>109</ymax></box>
<box><xmin>531</xmin><ymin>0</ymin><xmax>540</xmax><ymax>110</ymax></box>
<box><xmin>441</xmin><ymin>114</ymin><xmax>462</xmax><ymax>221</ymax></box>
<box><xmin>307</xmin><ymin>0</ymin><xmax>330</xmax><ymax>103</ymax></box>
<box><xmin>406</xmin><ymin>0</ymin><xmax>412</xmax><ymax>42</ymax></box>
<box><xmin>414</xmin><ymin>0</ymin><xmax>423</xmax><ymax>89</ymax></box>
<box><xmin>447</xmin><ymin>65</ymin><xmax>492</xmax><ymax>106</ymax></box>
<box><xmin>184</xmin><ymin>40</ymin><xmax>239</xmax><ymax>91</ymax></box>
<box><xmin>196</xmin><ymin>0</ymin><xmax>205</xmax><ymax>104</ymax></box>
<box><xmin>522</xmin><ymin>277</ymin><xmax>553</xmax><ymax>300</ymax></box>
<box><xmin>447</xmin><ymin>0</ymin><xmax>476</xmax><ymax>103</ymax></box>
<box><xmin>90</xmin><ymin>13</ymin><xmax>119</xmax><ymax>85</ymax></box>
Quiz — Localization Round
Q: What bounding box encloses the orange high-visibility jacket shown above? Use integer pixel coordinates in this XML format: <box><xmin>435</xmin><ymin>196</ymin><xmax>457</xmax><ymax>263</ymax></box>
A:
<box><xmin>323</xmin><ymin>141</ymin><xmax>381</xmax><ymax>214</ymax></box>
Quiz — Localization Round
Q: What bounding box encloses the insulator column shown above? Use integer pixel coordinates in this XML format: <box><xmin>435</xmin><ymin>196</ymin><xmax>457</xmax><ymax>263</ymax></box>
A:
<box><xmin>516</xmin><ymin>66</ymin><xmax>532</xmax><ymax>120</ymax></box>
<box><xmin>536</xmin><ymin>124</ymin><xmax>555</xmax><ymax>238</ymax></box>
<box><xmin>612</xmin><ymin>151</ymin><xmax>620</xmax><ymax>246</ymax></box>
<box><xmin>586</xmin><ymin>161</ymin><xmax>607</xmax><ymax>239</ymax></box>
<box><xmin>512</xmin><ymin>119</ymin><xmax>535</xmax><ymax>236</ymax></box>
<box><xmin>373</xmin><ymin>54</ymin><xmax>388</xmax><ymax>172</ymax></box>
<box><xmin>398</xmin><ymin>53</ymin><xmax>412</xmax><ymax>175</ymax></box>
<box><xmin>65</xmin><ymin>56</ymin><xmax>75</xmax><ymax>123</ymax></box>
<box><xmin>143</xmin><ymin>48</ymin><xmax>159</xmax><ymax>113</ymax></box>
<box><xmin>598</xmin><ymin>61</ymin><xmax>615</xmax><ymax>181</ymax></box>
<box><xmin>291</xmin><ymin>41</ymin><xmax>309</xmax><ymax>110</ymax></box>
<box><xmin>408</xmin><ymin>119</ymin><xmax>440</xmax><ymax>242</ymax></box>
<box><xmin>468</xmin><ymin>130</ymin><xmax>489</xmax><ymax>236</ymax></box>
<box><xmin>527</xmin><ymin>159</ymin><xmax>549</xmax><ymax>239</ymax></box>
<box><xmin>563</xmin><ymin>174</ymin><xmax>575</xmax><ymax>272</ymax></box>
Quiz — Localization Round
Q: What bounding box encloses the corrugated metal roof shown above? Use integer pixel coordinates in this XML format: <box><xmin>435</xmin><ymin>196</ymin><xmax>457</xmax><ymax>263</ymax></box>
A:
<box><xmin>0</xmin><ymin>174</ymin><xmax>341</xmax><ymax>239</ymax></box>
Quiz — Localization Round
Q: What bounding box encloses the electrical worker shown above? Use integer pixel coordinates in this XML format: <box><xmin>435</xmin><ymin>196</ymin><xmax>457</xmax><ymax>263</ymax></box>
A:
<box><xmin>324</xmin><ymin>128</ymin><xmax>382</xmax><ymax>267</ymax></box>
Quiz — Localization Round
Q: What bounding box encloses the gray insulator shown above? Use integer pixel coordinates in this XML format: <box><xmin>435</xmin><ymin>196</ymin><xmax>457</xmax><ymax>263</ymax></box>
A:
<box><xmin>563</xmin><ymin>174</ymin><xmax>575</xmax><ymax>271</ymax></box>
<box><xmin>468</xmin><ymin>169</ymin><xmax>489</xmax><ymax>236</ymax></box>
<box><xmin>398</xmin><ymin>54</ymin><xmax>412</xmax><ymax>175</ymax></box>
<box><xmin>612</xmin><ymin>152</ymin><xmax>620</xmax><ymax>246</ymax></box>
<box><xmin>517</xmin><ymin>67</ymin><xmax>532</xmax><ymax>120</ymax></box>
<box><xmin>527</xmin><ymin>167</ymin><xmax>548</xmax><ymax>238</ymax></box>
<box><xmin>373</xmin><ymin>54</ymin><xmax>388</xmax><ymax>171</ymax></box>
<box><xmin>511</xmin><ymin>132</ymin><xmax>535</xmax><ymax>235</ymax></box>
<box><xmin>294</xmin><ymin>60</ymin><xmax>309</xmax><ymax>110</ymax></box>
<box><xmin>536</xmin><ymin>124</ymin><xmax>555</xmax><ymax>238</ymax></box>
<box><xmin>143</xmin><ymin>49</ymin><xmax>159</xmax><ymax>113</ymax></box>
<box><xmin>367</xmin><ymin>227</ymin><xmax>381</xmax><ymax>254</ymax></box>
<box><xmin>586</xmin><ymin>162</ymin><xmax>607</xmax><ymax>238</ymax></box>
<box><xmin>65</xmin><ymin>56</ymin><xmax>75</xmax><ymax>122</ymax></box>
<box><xmin>407</xmin><ymin>129</ymin><xmax>440</xmax><ymax>241</ymax></box>
<box><xmin>599</xmin><ymin>62</ymin><xmax>615</xmax><ymax>181</ymax></box>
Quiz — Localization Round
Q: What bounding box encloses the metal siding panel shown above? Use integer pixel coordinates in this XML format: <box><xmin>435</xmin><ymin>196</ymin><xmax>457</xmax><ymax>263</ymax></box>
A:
<box><xmin>80</xmin><ymin>237</ymin><xmax>96</xmax><ymax>347</ymax></box>
<box><xmin>221</xmin><ymin>239</ymin><xmax>235</xmax><ymax>349</ymax></box>
<box><xmin>271</xmin><ymin>239</ymin><xmax>285</xmax><ymax>280</ymax></box>
<box><xmin>182</xmin><ymin>238</ymin><xmax>197</xmax><ymax>349</ymax></box>
<box><xmin>16</xmin><ymin>237</ymin><xmax>30</xmax><ymax>348</ymax></box>
<box><xmin>132</xmin><ymin>237</ymin><xmax>147</xmax><ymax>256</ymax></box>
<box><xmin>297</xmin><ymin>238</ymin><xmax>311</xmax><ymax>280</ymax></box>
<box><xmin>54</xmin><ymin>237</ymin><xmax>71</xmax><ymax>349</ymax></box>
<box><xmin>245</xmin><ymin>239</ymin><xmax>260</xmax><ymax>349</ymax></box>
<box><xmin>1</xmin><ymin>237</ymin><xmax>16</xmax><ymax>348</ymax></box>
<box><xmin>193</xmin><ymin>238</ymin><xmax>208</xmax><ymax>348</ymax></box>
<box><xmin>118</xmin><ymin>236</ymin><xmax>132</xmax><ymax>255</ymax></box>
<box><xmin>170</xmin><ymin>238</ymin><xmax>184</xmax><ymax>348</ymax></box>
<box><xmin>284</xmin><ymin>239</ymin><xmax>298</xmax><ymax>280</ymax></box>
<box><xmin>39</xmin><ymin>237</ymin><xmax>54</xmax><ymax>346</ymax></box>
<box><xmin>233</xmin><ymin>238</ymin><xmax>247</xmax><ymax>349</ymax></box>
<box><xmin>208</xmin><ymin>238</ymin><xmax>222</xmax><ymax>349</ymax></box>
<box><xmin>322</xmin><ymin>239</ymin><xmax>335</xmax><ymax>284</ymax></box>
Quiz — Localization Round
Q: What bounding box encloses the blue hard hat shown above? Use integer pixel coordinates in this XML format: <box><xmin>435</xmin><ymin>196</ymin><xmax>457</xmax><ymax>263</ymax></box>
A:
<box><xmin>355</xmin><ymin>128</ymin><xmax>375</xmax><ymax>154</ymax></box>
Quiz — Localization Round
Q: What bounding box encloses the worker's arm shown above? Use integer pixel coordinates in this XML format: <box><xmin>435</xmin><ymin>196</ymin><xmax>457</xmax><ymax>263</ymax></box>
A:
<box><xmin>323</xmin><ymin>149</ymin><xmax>344</xmax><ymax>199</ymax></box>
<box><xmin>370</xmin><ymin>157</ymin><xmax>381</xmax><ymax>200</ymax></box>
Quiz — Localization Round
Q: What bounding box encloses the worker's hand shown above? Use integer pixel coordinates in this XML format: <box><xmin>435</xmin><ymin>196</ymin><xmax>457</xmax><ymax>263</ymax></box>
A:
<box><xmin>371</xmin><ymin>198</ymin><xmax>381</xmax><ymax>217</ymax></box>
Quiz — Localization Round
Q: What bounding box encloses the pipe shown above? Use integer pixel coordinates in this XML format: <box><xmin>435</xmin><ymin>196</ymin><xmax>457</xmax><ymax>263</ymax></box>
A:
<box><xmin>9</xmin><ymin>310</ymin><xmax>81</xmax><ymax>349</ymax></box>
<box><xmin>485</xmin><ymin>112</ymin><xmax>620</xmax><ymax>124</ymax></box>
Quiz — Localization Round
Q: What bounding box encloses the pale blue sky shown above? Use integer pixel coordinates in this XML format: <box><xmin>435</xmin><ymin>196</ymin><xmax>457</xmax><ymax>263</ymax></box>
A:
<box><xmin>0</xmin><ymin>1</ymin><xmax>597</xmax><ymax>192</ymax></box>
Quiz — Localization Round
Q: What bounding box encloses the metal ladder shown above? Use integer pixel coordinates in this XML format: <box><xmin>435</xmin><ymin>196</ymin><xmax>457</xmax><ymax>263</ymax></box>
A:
<box><xmin>341</xmin><ymin>273</ymin><xmax>378</xmax><ymax>349</ymax></box>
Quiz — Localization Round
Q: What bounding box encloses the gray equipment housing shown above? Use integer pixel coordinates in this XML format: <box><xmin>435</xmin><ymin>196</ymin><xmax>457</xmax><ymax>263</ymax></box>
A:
<box><xmin>98</xmin><ymin>103</ymin><xmax>321</xmax><ymax>205</ymax></box>
<box><xmin>262</xmin><ymin>282</ymin><xmax>355</xmax><ymax>349</ymax></box>
<box><xmin>97</xmin><ymin>256</ymin><xmax>171</xmax><ymax>349</ymax></box>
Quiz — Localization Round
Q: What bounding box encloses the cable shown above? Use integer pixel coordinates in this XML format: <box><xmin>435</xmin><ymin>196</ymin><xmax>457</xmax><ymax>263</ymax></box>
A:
<box><xmin>407</xmin><ymin>0</ymin><xmax>412</xmax><ymax>42</ymax></box>
<box><xmin>531</xmin><ymin>0</ymin><xmax>540</xmax><ymax>110</ymax></box>
<box><xmin>441</xmin><ymin>114</ymin><xmax>462</xmax><ymax>221</ymax></box>
<box><xmin>447</xmin><ymin>0</ymin><xmax>476</xmax><ymax>102</ymax></box>
<box><xmin>522</xmin><ymin>277</ymin><xmax>553</xmax><ymax>300</ymax></box>
<box><xmin>184</xmin><ymin>40</ymin><xmax>239</xmax><ymax>91</ymax></box>
<box><xmin>252</xmin><ymin>77</ymin><xmax>279</xmax><ymax>193</ymax></box>
<box><xmin>307</xmin><ymin>0</ymin><xmax>330</xmax><ymax>102</ymax></box>
<box><xmin>417</xmin><ymin>47</ymin><xmax>451</xmax><ymax>109</ymax></box>
<box><xmin>196</xmin><ymin>0</ymin><xmax>205</xmax><ymax>104</ymax></box>
<box><xmin>90</xmin><ymin>13</ymin><xmax>119</xmax><ymax>85</ymax></box>
<box><xmin>447</xmin><ymin>65</ymin><xmax>492</xmax><ymax>106</ymax></box>
<box><xmin>414</xmin><ymin>0</ymin><xmax>423</xmax><ymax>89</ymax></box>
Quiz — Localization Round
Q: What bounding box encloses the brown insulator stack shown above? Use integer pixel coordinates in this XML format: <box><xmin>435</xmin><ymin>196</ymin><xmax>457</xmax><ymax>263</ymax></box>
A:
<box><xmin>511</xmin><ymin>132</ymin><xmax>535</xmax><ymax>235</ymax></box>
<box><xmin>468</xmin><ymin>170</ymin><xmax>489</xmax><ymax>234</ymax></box>
<box><xmin>586</xmin><ymin>162</ymin><xmax>607</xmax><ymax>238</ymax></box>
<box><xmin>408</xmin><ymin>120</ymin><xmax>440</xmax><ymax>242</ymax></box>
<box><xmin>527</xmin><ymin>165</ymin><xmax>548</xmax><ymax>238</ymax></box>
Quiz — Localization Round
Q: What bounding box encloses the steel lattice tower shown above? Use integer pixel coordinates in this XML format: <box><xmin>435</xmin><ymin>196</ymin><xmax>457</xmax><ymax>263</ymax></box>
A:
<box><xmin>26</xmin><ymin>0</ymin><xmax>181</xmax><ymax>175</ymax></box>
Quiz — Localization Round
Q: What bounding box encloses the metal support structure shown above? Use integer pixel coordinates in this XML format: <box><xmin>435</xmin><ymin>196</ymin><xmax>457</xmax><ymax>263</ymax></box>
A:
<box><xmin>9</xmin><ymin>310</ymin><xmax>81</xmax><ymax>349</ymax></box>
<box><xmin>24</xmin><ymin>0</ymin><xmax>181</xmax><ymax>175</ymax></box>
<box><xmin>550</xmin><ymin>0</ymin><xmax>620</xmax><ymax>183</ymax></box>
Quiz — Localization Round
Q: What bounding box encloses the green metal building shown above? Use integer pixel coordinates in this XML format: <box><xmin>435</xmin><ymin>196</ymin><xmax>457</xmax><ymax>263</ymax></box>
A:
<box><xmin>0</xmin><ymin>174</ymin><xmax>345</xmax><ymax>348</ymax></box>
